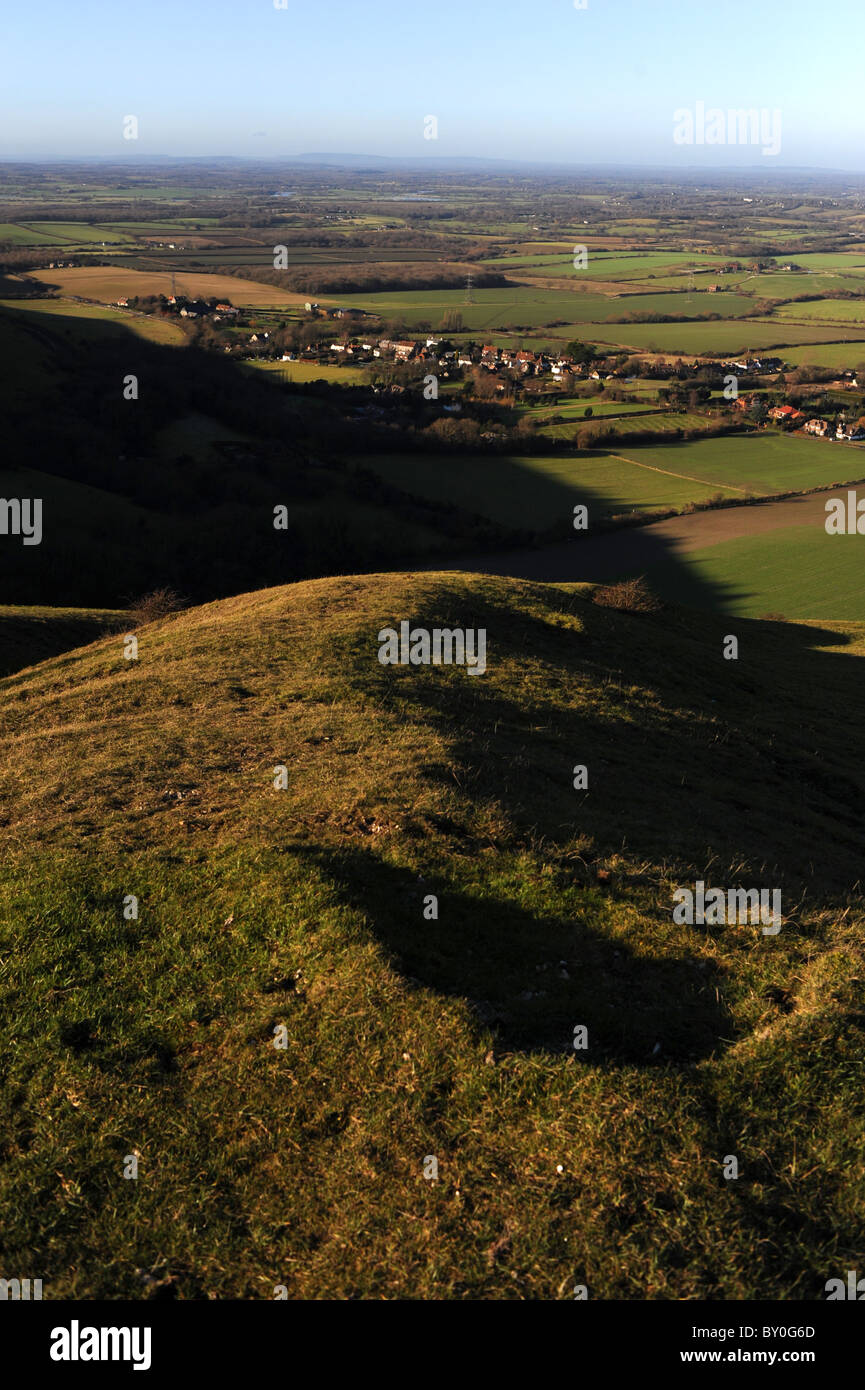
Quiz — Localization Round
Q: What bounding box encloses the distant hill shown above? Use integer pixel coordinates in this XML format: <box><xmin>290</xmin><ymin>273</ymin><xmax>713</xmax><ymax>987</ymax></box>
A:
<box><xmin>1</xmin><ymin>571</ymin><xmax>863</xmax><ymax>1298</ymax></box>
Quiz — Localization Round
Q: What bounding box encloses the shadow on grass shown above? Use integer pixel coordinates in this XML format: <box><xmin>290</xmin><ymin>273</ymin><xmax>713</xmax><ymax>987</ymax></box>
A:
<box><xmin>298</xmin><ymin>845</ymin><xmax>733</xmax><ymax>1062</ymax></box>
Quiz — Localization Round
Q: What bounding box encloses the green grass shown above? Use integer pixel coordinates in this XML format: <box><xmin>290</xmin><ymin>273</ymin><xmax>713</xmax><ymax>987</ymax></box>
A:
<box><xmin>0</xmin><ymin>223</ymin><xmax>65</xmax><ymax>245</ymax></box>
<box><xmin>335</xmin><ymin>286</ymin><xmax>755</xmax><ymax>332</ymax></box>
<box><xmin>244</xmin><ymin>359</ymin><xmax>370</xmax><ymax>385</ymax></box>
<box><xmin>781</xmin><ymin>343</ymin><xmax>865</xmax><ymax>370</ymax></box>
<box><xmin>0</xmin><ymin>297</ymin><xmax>187</xmax><ymax>347</ymax></box>
<box><xmin>1</xmin><ymin>572</ymin><xmax>863</xmax><ymax>1298</ymax></box>
<box><xmin>21</xmin><ymin>222</ymin><xmax>136</xmax><ymax>244</ymax></box>
<box><xmin>645</xmin><ymin>524</ymin><xmax>865</xmax><ymax>619</ymax></box>
<box><xmin>357</xmin><ymin>451</ymin><xmax>729</xmax><ymax>528</ymax></box>
<box><xmin>581</xmin><ymin>320</ymin><xmax>865</xmax><ymax>355</ymax></box>
<box><xmin>357</xmin><ymin>434</ymin><xmax>862</xmax><ymax>533</ymax></box>
<box><xmin>775</xmin><ymin>298</ymin><xmax>865</xmax><ymax>324</ymax></box>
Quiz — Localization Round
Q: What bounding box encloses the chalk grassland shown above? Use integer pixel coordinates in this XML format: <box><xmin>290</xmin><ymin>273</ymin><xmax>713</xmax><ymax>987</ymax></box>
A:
<box><xmin>0</xmin><ymin>573</ymin><xmax>863</xmax><ymax>1298</ymax></box>
<box><xmin>644</xmin><ymin>525</ymin><xmax>865</xmax><ymax>620</ymax></box>
<box><xmin>0</xmin><ymin>297</ymin><xmax>188</xmax><ymax>347</ymax></box>
<box><xmin>28</xmin><ymin>265</ymin><xmax>312</xmax><ymax>308</ymax></box>
<box><xmin>355</xmin><ymin>434</ymin><xmax>865</xmax><ymax>530</ymax></box>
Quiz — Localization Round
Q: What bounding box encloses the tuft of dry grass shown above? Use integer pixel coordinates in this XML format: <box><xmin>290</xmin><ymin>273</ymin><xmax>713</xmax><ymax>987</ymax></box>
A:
<box><xmin>592</xmin><ymin>575</ymin><xmax>663</xmax><ymax>613</ymax></box>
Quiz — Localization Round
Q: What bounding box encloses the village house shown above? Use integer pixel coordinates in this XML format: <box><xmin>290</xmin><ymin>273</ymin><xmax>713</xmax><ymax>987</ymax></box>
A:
<box><xmin>805</xmin><ymin>418</ymin><xmax>830</xmax><ymax>436</ymax></box>
<box><xmin>768</xmin><ymin>404</ymin><xmax>803</xmax><ymax>424</ymax></box>
<box><xmin>392</xmin><ymin>340</ymin><xmax>417</xmax><ymax>361</ymax></box>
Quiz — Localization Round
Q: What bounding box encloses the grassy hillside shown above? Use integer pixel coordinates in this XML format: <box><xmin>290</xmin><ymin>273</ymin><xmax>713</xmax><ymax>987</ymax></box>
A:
<box><xmin>1</xmin><ymin>571</ymin><xmax>863</xmax><ymax>1299</ymax></box>
<box><xmin>0</xmin><ymin>605</ymin><xmax>125</xmax><ymax>676</ymax></box>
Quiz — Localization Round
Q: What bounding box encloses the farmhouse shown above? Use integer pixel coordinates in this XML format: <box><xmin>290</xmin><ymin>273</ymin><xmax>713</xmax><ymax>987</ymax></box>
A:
<box><xmin>768</xmin><ymin>405</ymin><xmax>803</xmax><ymax>425</ymax></box>
<box><xmin>805</xmin><ymin>418</ymin><xmax>829</xmax><ymax>436</ymax></box>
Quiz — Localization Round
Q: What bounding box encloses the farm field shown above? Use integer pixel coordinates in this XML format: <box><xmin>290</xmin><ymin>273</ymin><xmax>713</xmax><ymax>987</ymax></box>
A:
<box><xmin>539</xmin><ymin>412</ymin><xmax>718</xmax><ymax>442</ymax></box>
<box><xmin>780</xmin><ymin>341</ymin><xmax>865</xmax><ymax>369</ymax></box>
<box><xmin>0</xmin><ymin>296</ymin><xmax>188</xmax><ymax>346</ymax></box>
<box><xmin>335</xmin><ymin>285</ymin><xmax>755</xmax><ymax>330</ymax></box>
<box><xmin>357</xmin><ymin>450</ymin><xmax>723</xmax><ymax>528</ymax></box>
<box><xmin>244</xmin><ymin>359</ymin><xmax>370</xmax><ymax>384</ymax></box>
<box><xmin>645</xmin><ymin>524</ymin><xmax>865</xmax><ymax>619</ymax></box>
<box><xmin>28</xmin><ymin>265</ymin><xmax>311</xmax><ymax>308</ymax></box>
<box><xmin>0</xmin><ymin>222</ymin><xmax>67</xmax><ymax>244</ymax></box>
<box><xmin>22</xmin><ymin>221</ymin><xmax>135</xmax><ymax>243</ymax></box>
<box><xmin>483</xmin><ymin>251</ymin><xmax>717</xmax><ymax>278</ymax></box>
<box><xmin>525</xmin><ymin>400</ymin><xmax>663</xmax><ymax>420</ymax></box>
<box><xmin>581</xmin><ymin>319</ymin><xmax>865</xmax><ymax>354</ymax></box>
<box><xmin>774</xmin><ymin>298</ymin><xmax>865</xmax><ymax>324</ymax></box>
<box><xmin>358</xmin><ymin>432</ymin><xmax>865</xmax><ymax>534</ymax></box>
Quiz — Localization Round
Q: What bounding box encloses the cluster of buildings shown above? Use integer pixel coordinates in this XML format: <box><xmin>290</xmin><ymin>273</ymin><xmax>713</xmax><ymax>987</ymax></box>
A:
<box><xmin>719</xmin><ymin>356</ymin><xmax>784</xmax><ymax>375</ymax></box>
<box><xmin>304</xmin><ymin>301</ymin><xmax>364</xmax><ymax>320</ymax></box>
<box><xmin>803</xmin><ymin>417</ymin><xmax>865</xmax><ymax>441</ymax></box>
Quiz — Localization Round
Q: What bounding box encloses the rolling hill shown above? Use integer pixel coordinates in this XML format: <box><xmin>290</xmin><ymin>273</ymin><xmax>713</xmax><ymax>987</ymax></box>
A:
<box><xmin>0</xmin><ymin>571</ymin><xmax>863</xmax><ymax>1298</ymax></box>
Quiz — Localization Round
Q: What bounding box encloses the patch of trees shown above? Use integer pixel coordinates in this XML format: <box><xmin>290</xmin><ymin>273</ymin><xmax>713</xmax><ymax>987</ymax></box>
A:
<box><xmin>219</xmin><ymin>263</ymin><xmax>510</xmax><ymax>295</ymax></box>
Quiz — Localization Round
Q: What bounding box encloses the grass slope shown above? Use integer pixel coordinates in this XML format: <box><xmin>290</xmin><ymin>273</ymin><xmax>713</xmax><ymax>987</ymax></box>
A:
<box><xmin>0</xmin><ymin>606</ymin><xmax>125</xmax><ymax>677</ymax></box>
<box><xmin>0</xmin><ymin>572</ymin><xmax>863</xmax><ymax>1299</ymax></box>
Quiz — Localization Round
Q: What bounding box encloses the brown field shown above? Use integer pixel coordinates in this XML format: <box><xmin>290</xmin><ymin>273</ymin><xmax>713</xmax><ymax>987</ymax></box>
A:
<box><xmin>28</xmin><ymin>265</ymin><xmax>314</xmax><ymax>308</ymax></box>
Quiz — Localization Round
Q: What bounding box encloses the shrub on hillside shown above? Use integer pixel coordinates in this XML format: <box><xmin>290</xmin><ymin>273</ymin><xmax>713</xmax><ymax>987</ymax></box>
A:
<box><xmin>127</xmin><ymin>587</ymin><xmax>186</xmax><ymax>627</ymax></box>
<box><xmin>592</xmin><ymin>576</ymin><xmax>663</xmax><ymax>614</ymax></box>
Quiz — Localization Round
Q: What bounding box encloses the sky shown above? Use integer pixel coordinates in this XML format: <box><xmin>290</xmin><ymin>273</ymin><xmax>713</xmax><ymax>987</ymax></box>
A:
<box><xmin>1</xmin><ymin>0</ymin><xmax>863</xmax><ymax>169</ymax></box>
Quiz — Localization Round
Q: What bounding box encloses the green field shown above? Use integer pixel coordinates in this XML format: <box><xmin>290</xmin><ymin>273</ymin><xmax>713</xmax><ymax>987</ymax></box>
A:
<box><xmin>582</xmin><ymin>319</ymin><xmax>865</xmax><ymax>355</ymax></box>
<box><xmin>335</xmin><ymin>285</ymin><xmax>755</xmax><ymax>332</ymax></box>
<box><xmin>245</xmin><ymin>359</ymin><xmax>370</xmax><ymax>384</ymax></box>
<box><xmin>0</xmin><ymin>297</ymin><xmax>187</xmax><ymax>347</ymax></box>
<box><xmin>23</xmin><ymin>221</ymin><xmax>136</xmax><ymax>244</ymax></box>
<box><xmin>775</xmin><ymin>298</ymin><xmax>865</xmax><ymax>324</ymax></box>
<box><xmin>0</xmin><ymin>222</ymin><xmax>65</xmax><ymax>245</ymax></box>
<box><xmin>646</xmin><ymin>525</ymin><xmax>865</xmax><ymax>619</ymax></box>
<box><xmin>358</xmin><ymin>433</ymin><xmax>865</xmax><ymax>533</ymax></box>
<box><xmin>780</xmin><ymin>342</ymin><xmax>865</xmax><ymax>369</ymax></box>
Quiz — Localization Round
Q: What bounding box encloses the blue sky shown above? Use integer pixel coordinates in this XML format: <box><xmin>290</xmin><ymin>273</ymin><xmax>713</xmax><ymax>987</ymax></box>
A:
<box><xmin>2</xmin><ymin>0</ymin><xmax>862</xmax><ymax>168</ymax></box>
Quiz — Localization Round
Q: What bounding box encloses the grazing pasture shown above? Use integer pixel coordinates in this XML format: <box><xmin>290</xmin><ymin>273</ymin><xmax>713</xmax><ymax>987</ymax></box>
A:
<box><xmin>357</xmin><ymin>432</ymin><xmax>865</xmax><ymax>534</ymax></box>
<box><xmin>582</xmin><ymin>319</ymin><xmax>865</xmax><ymax>355</ymax></box>
<box><xmin>645</xmin><ymin>524</ymin><xmax>865</xmax><ymax>619</ymax></box>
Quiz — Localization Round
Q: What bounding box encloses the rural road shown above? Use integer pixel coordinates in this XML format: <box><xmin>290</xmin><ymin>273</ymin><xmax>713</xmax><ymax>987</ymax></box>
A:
<box><xmin>438</xmin><ymin>490</ymin><xmax>851</xmax><ymax>584</ymax></box>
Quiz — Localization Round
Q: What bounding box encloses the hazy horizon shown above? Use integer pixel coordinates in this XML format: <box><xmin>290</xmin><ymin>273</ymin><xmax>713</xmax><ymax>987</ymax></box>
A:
<box><xmin>3</xmin><ymin>0</ymin><xmax>864</xmax><ymax>168</ymax></box>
